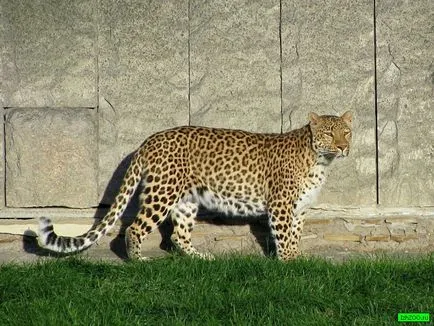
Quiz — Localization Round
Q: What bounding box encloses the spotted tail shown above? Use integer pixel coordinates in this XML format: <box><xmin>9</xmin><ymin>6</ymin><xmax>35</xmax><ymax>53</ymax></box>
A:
<box><xmin>38</xmin><ymin>153</ymin><xmax>143</xmax><ymax>254</ymax></box>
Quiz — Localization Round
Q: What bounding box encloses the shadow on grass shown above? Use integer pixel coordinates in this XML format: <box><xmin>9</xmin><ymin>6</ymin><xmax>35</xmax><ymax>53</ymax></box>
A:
<box><xmin>25</xmin><ymin>151</ymin><xmax>276</xmax><ymax>260</ymax></box>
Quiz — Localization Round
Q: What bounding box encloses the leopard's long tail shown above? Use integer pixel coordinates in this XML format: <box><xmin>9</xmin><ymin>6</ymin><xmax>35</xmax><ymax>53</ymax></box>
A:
<box><xmin>38</xmin><ymin>151</ymin><xmax>143</xmax><ymax>254</ymax></box>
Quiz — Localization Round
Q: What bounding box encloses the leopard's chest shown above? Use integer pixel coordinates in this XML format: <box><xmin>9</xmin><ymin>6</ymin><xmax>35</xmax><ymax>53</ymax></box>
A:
<box><xmin>294</xmin><ymin>164</ymin><xmax>327</xmax><ymax>215</ymax></box>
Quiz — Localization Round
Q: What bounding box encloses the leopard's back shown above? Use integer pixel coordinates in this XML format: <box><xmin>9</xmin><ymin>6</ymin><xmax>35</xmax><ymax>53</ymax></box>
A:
<box><xmin>184</xmin><ymin>127</ymin><xmax>269</xmax><ymax>215</ymax></box>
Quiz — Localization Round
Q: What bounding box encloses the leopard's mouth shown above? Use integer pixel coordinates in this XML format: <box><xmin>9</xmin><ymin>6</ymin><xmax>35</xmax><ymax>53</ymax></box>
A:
<box><xmin>319</xmin><ymin>149</ymin><xmax>339</xmax><ymax>157</ymax></box>
<box><xmin>336</xmin><ymin>151</ymin><xmax>349</xmax><ymax>159</ymax></box>
<box><xmin>319</xmin><ymin>147</ymin><xmax>349</xmax><ymax>159</ymax></box>
<box><xmin>319</xmin><ymin>149</ymin><xmax>349</xmax><ymax>160</ymax></box>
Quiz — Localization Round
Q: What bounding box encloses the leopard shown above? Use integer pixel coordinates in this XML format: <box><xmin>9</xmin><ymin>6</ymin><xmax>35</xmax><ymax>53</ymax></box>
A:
<box><xmin>38</xmin><ymin>111</ymin><xmax>352</xmax><ymax>261</ymax></box>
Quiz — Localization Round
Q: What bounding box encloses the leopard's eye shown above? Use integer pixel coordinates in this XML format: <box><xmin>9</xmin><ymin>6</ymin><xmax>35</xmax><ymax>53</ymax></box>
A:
<box><xmin>343</xmin><ymin>129</ymin><xmax>351</xmax><ymax>136</ymax></box>
<box><xmin>324</xmin><ymin>131</ymin><xmax>333</xmax><ymax>137</ymax></box>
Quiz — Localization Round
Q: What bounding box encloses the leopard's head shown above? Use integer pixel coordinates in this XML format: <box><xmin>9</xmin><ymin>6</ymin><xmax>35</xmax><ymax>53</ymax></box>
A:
<box><xmin>308</xmin><ymin>111</ymin><xmax>352</xmax><ymax>159</ymax></box>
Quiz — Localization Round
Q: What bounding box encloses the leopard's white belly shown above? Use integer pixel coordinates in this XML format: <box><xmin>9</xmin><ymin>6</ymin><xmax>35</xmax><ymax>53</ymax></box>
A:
<box><xmin>190</xmin><ymin>188</ymin><xmax>267</xmax><ymax>216</ymax></box>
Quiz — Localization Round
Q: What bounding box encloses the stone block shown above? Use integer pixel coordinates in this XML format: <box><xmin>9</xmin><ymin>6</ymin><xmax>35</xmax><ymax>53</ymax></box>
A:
<box><xmin>385</xmin><ymin>217</ymin><xmax>418</xmax><ymax>225</ymax></box>
<box><xmin>344</xmin><ymin>219</ymin><xmax>385</xmax><ymax>230</ymax></box>
<box><xmin>376</xmin><ymin>0</ymin><xmax>434</xmax><ymax>206</ymax></box>
<box><xmin>301</xmin><ymin>233</ymin><xmax>318</xmax><ymax>240</ymax></box>
<box><xmin>5</xmin><ymin>108</ymin><xmax>98</xmax><ymax>207</ymax></box>
<box><xmin>281</xmin><ymin>0</ymin><xmax>376</xmax><ymax>206</ymax></box>
<box><xmin>323</xmin><ymin>234</ymin><xmax>363</xmax><ymax>242</ymax></box>
<box><xmin>365</xmin><ymin>235</ymin><xmax>390</xmax><ymax>242</ymax></box>
<box><xmin>0</xmin><ymin>0</ymin><xmax>96</xmax><ymax>107</ymax></box>
<box><xmin>305</xmin><ymin>219</ymin><xmax>333</xmax><ymax>226</ymax></box>
<box><xmin>190</xmin><ymin>0</ymin><xmax>281</xmax><ymax>133</ymax></box>
<box><xmin>98</xmin><ymin>0</ymin><xmax>189</xmax><ymax>203</ymax></box>
<box><xmin>390</xmin><ymin>234</ymin><xmax>419</xmax><ymax>243</ymax></box>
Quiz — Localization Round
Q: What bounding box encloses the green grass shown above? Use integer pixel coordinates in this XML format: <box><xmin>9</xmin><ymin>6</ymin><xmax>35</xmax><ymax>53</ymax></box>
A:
<box><xmin>0</xmin><ymin>255</ymin><xmax>433</xmax><ymax>326</ymax></box>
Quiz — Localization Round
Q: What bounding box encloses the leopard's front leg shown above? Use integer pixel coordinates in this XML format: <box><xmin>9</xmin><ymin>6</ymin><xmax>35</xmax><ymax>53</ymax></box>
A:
<box><xmin>289</xmin><ymin>210</ymin><xmax>307</xmax><ymax>258</ymax></box>
<box><xmin>268</xmin><ymin>203</ymin><xmax>304</xmax><ymax>261</ymax></box>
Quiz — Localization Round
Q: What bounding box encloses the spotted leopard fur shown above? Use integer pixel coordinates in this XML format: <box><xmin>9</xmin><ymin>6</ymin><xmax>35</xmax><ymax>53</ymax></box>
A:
<box><xmin>38</xmin><ymin>111</ymin><xmax>352</xmax><ymax>260</ymax></box>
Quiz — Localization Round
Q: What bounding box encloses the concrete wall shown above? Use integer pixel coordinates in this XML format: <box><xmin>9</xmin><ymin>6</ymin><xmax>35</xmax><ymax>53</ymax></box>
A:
<box><xmin>0</xmin><ymin>0</ymin><xmax>433</xmax><ymax>215</ymax></box>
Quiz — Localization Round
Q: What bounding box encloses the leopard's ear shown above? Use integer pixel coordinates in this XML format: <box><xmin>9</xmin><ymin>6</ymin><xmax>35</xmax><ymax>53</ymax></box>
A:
<box><xmin>308</xmin><ymin>112</ymin><xmax>321</xmax><ymax>127</ymax></box>
<box><xmin>341</xmin><ymin>111</ymin><xmax>352</xmax><ymax>126</ymax></box>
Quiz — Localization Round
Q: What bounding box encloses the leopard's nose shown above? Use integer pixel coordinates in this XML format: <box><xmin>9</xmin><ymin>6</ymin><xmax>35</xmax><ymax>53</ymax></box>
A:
<box><xmin>336</xmin><ymin>144</ymin><xmax>349</xmax><ymax>156</ymax></box>
<box><xmin>337</xmin><ymin>144</ymin><xmax>347</xmax><ymax>151</ymax></box>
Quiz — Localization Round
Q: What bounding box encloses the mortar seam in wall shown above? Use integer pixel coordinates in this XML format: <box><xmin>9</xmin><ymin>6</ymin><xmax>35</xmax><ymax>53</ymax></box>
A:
<box><xmin>95</xmin><ymin>0</ymin><xmax>101</xmax><ymax>205</ymax></box>
<box><xmin>188</xmin><ymin>0</ymin><xmax>191</xmax><ymax>126</ymax></box>
<box><xmin>373</xmin><ymin>0</ymin><xmax>380</xmax><ymax>205</ymax></box>
<box><xmin>2</xmin><ymin>109</ymin><xmax>6</xmax><ymax>207</ymax></box>
<box><xmin>279</xmin><ymin>0</ymin><xmax>283</xmax><ymax>134</ymax></box>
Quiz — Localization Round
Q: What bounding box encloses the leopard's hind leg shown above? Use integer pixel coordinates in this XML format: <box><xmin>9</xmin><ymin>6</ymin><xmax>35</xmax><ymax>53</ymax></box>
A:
<box><xmin>170</xmin><ymin>200</ymin><xmax>214</xmax><ymax>260</ymax></box>
<box><xmin>125</xmin><ymin>179</ymin><xmax>181</xmax><ymax>260</ymax></box>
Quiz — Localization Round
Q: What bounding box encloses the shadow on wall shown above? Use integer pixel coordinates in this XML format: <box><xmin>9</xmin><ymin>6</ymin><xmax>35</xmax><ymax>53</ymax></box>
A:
<box><xmin>24</xmin><ymin>151</ymin><xmax>274</xmax><ymax>260</ymax></box>
<box><xmin>96</xmin><ymin>152</ymin><xmax>139</xmax><ymax>259</ymax></box>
